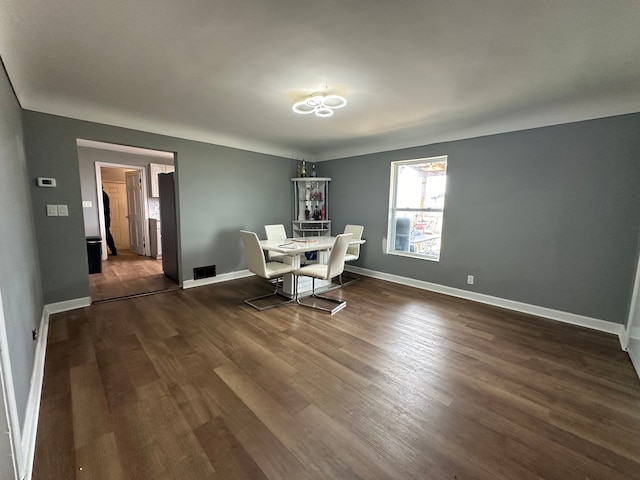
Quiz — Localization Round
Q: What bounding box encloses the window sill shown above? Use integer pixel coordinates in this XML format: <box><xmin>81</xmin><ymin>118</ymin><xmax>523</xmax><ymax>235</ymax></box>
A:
<box><xmin>388</xmin><ymin>250</ymin><xmax>440</xmax><ymax>262</ymax></box>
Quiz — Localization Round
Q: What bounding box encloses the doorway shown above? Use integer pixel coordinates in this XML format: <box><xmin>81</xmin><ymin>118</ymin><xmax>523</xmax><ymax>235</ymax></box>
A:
<box><xmin>77</xmin><ymin>139</ymin><xmax>178</xmax><ymax>303</ymax></box>
<box><xmin>95</xmin><ymin>161</ymin><xmax>150</xmax><ymax>260</ymax></box>
<box><xmin>102</xmin><ymin>170</ymin><xmax>132</xmax><ymax>253</ymax></box>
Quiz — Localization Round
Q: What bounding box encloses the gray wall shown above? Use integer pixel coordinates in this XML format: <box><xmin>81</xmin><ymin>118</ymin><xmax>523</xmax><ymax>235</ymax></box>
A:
<box><xmin>23</xmin><ymin>111</ymin><xmax>295</xmax><ymax>303</ymax></box>
<box><xmin>323</xmin><ymin>113</ymin><xmax>640</xmax><ymax>325</ymax></box>
<box><xmin>22</xmin><ymin>108</ymin><xmax>640</xmax><ymax>325</ymax></box>
<box><xmin>0</xmin><ymin>62</ymin><xmax>43</xmax><ymax>457</ymax></box>
<box><xmin>77</xmin><ymin>146</ymin><xmax>173</xmax><ymax>235</ymax></box>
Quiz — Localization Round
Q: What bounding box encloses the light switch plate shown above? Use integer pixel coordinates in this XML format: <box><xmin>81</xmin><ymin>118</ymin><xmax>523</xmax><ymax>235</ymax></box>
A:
<box><xmin>46</xmin><ymin>204</ymin><xmax>58</xmax><ymax>216</ymax></box>
<box><xmin>82</xmin><ymin>201</ymin><xmax>92</xmax><ymax>208</ymax></box>
<box><xmin>57</xmin><ymin>205</ymin><xmax>69</xmax><ymax>216</ymax></box>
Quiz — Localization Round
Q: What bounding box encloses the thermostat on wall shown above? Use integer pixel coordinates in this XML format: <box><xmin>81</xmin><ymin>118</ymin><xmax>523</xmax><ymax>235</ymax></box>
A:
<box><xmin>37</xmin><ymin>177</ymin><xmax>57</xmax><ymax>187</ymax></box>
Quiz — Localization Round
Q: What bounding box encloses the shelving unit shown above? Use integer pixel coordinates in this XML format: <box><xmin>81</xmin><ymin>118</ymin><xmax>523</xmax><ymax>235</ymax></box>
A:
<box><xmin>149</xmin><ymin>163</ymin><xmax>175</xmax><ymax>197</ymax></box>
<box><xmin>291</xmin><ymin>177</ymin><xmax>331</xmax><ymax>238</ymax></box>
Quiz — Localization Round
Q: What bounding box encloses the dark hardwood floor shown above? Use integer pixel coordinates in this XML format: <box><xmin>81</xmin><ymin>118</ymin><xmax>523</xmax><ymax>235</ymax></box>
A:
<box><xmin>89</xmin><ymin>250</ymin><xmax>178</xmax><ymax>303</ymax></box>
<box><xmin>34</xmin><ymin>276</ymin><xmax>640</xmax><ymax>479</ymax></box>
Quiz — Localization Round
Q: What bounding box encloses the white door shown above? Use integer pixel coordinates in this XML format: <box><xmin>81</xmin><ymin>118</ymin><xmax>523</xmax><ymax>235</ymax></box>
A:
<box><xmin>125</xmin><ymin>170</ymin><xmax>146</xmax><ymax>255</ymax></box>
<box><xmin>102</xmin><ymin>181</ymin><xmax>130</xmax><ymax>250</ymax></box>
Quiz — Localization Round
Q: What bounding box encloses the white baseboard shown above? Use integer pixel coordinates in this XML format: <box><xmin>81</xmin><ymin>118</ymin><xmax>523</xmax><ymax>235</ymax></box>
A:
<box><xmin>184</xmin><ymin>265</ymin><xmax>627</xmax><ymax>348</ymax></box>
<box><xmin>0</xmin><ymin>291</ymin><xmax>21</xmax><ymax>479</ymax></box>
<box><xmin>182</xmin><ymin>270</ymin><xmax>253</xmax><ymax>289</ymax></box>
<box><xmin>44</xmin><ymin>296</ymin><xmax>91</xmax><ymax>315</ymax></box>
<box><xmin>20</xmin><ymin>308</ymin><xmax>50</xmax><ymax>480</ymax></box>
<box><xmin>18</xmin><ymin>297</ymin><xmax>90</xmax><ymax>480</ymax></box>
<box><xmin>345</xmin><ymin>265</ymin><xmax>627</xmax><ymax>348</ymax></box>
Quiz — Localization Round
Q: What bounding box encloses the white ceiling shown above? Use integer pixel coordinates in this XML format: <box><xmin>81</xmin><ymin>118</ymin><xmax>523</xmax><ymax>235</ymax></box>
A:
<box><xmin>2</xmin><ymin>0</ymin><xmax>640</xmax><ymax>161</ymax></box>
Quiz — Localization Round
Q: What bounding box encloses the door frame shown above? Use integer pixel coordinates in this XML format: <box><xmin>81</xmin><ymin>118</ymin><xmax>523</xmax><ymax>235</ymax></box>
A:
<box><xmin>95</xmin><ymin>162</ymin><xmax>150</xmax><ymax>260</ymax></box>
<box><xmin>624</xmin><ymin>253</ymin><xmax>640</xmax><ymax>379</ymax></box>
<box><xmin>0</xmin><ymin>288</ymin><xmax>21</xmax><ymax>478</ymax></box>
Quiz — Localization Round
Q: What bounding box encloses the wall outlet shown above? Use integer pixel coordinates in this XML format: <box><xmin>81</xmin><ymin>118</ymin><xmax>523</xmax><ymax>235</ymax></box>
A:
<box><xmin>467</xmin><ymin>275</ymin><xmax>474</xmax><ymax>285</ymax></box>
<box><xmin>32</xmin><ymin>329</ymin><xmax>39</xmax><ymax>340</ymax></box>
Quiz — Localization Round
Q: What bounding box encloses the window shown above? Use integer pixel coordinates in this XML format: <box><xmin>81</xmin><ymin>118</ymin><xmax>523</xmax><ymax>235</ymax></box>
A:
<box><xmin>387</xmin><ymin>156</ymin><xmax>447</xmax><ymax>261</ymax></box>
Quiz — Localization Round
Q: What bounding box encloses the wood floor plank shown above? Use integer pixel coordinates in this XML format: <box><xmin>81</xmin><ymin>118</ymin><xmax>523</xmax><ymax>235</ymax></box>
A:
<box><xmin>32</xmin><ymin>337</ymin><xmax>75</xmax><ymax>480</ymax></box>
<box><xmin>196</xmin><ymin>371</ymin><xmax>315</xmax><ymax>480</ymax></box>
<box><xmin>451</xmin><ymin>389</ymin><xmax>640</xmax><ymax>480</ymax></box>
<box><xmin>133</xmin><ymin>380</ymin><xmax>217</xmax><ymax>479</ymax></box>
<box><xmin>215</xmin><ymin>362</ymin><xmax>362</xmax><ymax>479</ymax></box>
<box><xmin>296</xmin><ymin>403</ymin><xmax>406</xmax><ymax>480</ymax></box>
<box><xmin>69</xmin><ymin>361</ymin><xmax>112</xmax><ymax>450</ymax></box>
<box><xmin>32</xmin><ymin>275</ymin><xmax>640</xmax><ymax>479</ymax></box>
<box><xmin>214</xmin><ymin>362</ymin><xmax>304</xmax><ymax>450</ymax></box>
<box><xmin>194</xmin><ymin>417</ymin><xmax>270</xmax><ymax>480</ymax></box>
<box><xmin>75</xmin><ymin>432</ymin><xmax>124</xmax><ymax>480</ymax></box>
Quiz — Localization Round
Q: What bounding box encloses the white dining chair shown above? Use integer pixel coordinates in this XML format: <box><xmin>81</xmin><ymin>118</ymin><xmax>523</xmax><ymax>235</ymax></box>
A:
<box><xmin>240</xmin><ymin>230</ymin><xmax>296</xmax><ymax>310</ymax></box>
<box><xmin>264</xmin><ymin>224</ymin><xmax>288</xmax><ymax>262</ymax></box>
<box><xmin>341</xmin><ymin>224</ymin><xmax>364</xmax><ymax>285</ymax></box>
<box><xmin>343</xmin><ymin>224</ymin><xmax>364</xmax><ymax>262</ymax></box>
<box><xmin>293</xmin><ymin>232</ymin><xmax>352</xmax><ymax>314</ymax></box>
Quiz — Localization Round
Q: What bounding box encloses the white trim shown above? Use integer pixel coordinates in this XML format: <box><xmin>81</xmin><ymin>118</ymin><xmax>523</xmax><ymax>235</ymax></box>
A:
<box><xmin>77</xmin><ymin>139</ymin><xmax>173</xmax><ymax>159</ymax></box>
<box><xmin>21</xmin><ymin>298</ymin><xmax>91</xmax><ymax>478</ymax></box>
<box><xmin>620</xmin><ymin>328</ymin><xmax>630</xmax><ymax>352</ymax></box>
<box><xmin>629</xmin><ymin>350</ymin><xmax>640</xmax><ymax>378</ymax></box>
<box><xmin>387</xmin><ymin>155</ymin><xmax>447</xmax><ymax>258</ymax></box>
<box><xmin>623</xmin><ymin>253</ymin><xmax>640</xmax><ymax>351</ymax></box>
<box><xmin>345</xmin><ymin>265</ymin><xmax>627</xmax><ymax>347</ymax></box>
<box><xmin>629</xmin><ymin>335</ymin><xmax>640</xmax><ymax>379</ymax></box>
<box><xmin>20</xmin><ymin>309</ymin><xmax>50</xmax><ymax>480</ymax></box>
<box><xmin>0</xmin><ymin>290</ymin><xmax>21</xmax><ymax>479</ymax></box>
<box><xmin>185</xmin><ymin>265</ymin><xmax>627</xmax><ymax>348</ymax></box>
<box><xmin>10</xmin><ymin>297</ymin><xmax>87</xmax><ymax>480</ymax></box>
<box><xmin>44</xmin><ymin>297</ymin><xmax>91</xmax><ymax>315</ymax></box>
<box><xmin>182</xmin><ymin>270</ymin><xmax>254</xmax><ymax>289</ymax></box>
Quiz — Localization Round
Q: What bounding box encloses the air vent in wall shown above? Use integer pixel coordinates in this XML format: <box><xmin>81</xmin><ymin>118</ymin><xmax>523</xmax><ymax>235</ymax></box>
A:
<box><xmin>193</xmin><ymin>265</ymin><xmax>216</xmax><ymax>280</ymax></box>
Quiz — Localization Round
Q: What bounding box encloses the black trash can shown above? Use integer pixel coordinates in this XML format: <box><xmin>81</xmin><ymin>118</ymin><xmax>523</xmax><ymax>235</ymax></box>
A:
<box><xmin>86</xmin><ymin>236</ymin><xmax>102</xmax><ymax>274</ymax></box>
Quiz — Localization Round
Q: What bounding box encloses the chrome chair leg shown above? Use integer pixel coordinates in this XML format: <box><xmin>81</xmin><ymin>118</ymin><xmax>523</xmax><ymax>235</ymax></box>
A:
<box><xmin>244</xmin><ymin>276</ymin><xmax>294</xmax><ymax>311</ymax></box>
<box><xmin>295</xmin><ymin>275</ymin><xmax>346</xmax><ymax>315</ymax></box>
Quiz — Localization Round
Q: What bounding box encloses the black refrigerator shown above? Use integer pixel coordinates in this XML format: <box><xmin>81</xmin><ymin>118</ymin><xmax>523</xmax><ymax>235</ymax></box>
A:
<box><xmin>158</xmin><ymin>172</ymin><xmax>179</xmax><ymax>282</ymax></box>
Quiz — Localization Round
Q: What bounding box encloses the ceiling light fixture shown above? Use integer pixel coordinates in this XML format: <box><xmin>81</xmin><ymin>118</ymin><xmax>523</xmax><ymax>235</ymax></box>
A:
<box><xmin>292</xmin><ymin>92</ymin><xmax>347</xmax><ymax>118</ymax></box>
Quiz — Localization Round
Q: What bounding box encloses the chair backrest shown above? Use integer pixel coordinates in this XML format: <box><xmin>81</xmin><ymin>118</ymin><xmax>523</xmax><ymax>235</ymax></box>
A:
<box><xmin>326</xmin><ymin>233</ymin><xmax>353</xmax><ymax>279</ymax></box>
<box><xmin>240</xmin><ymin>230</ymin><xmax>268</xmax><ymax>278</ymax></box>
<box><xmin>264</xmin><ymin>224</ymin><xmax>287</xmax><ymax>241</ymax></box>
<box><xmin>344</xmin><ymin>224</ymin><xmax>364</xmax><ymax>259</ymax></box>
<box><xmin>264</xmin><ymin>224</ymin><xmax>287</xmax><ymax>260</ymax></box>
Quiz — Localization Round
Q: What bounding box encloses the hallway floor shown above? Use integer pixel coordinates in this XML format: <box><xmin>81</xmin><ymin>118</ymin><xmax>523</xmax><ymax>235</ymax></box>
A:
<box><xmin>88</xmin><ymin>250</ymin><xmax>178</xmax><ymax>302</ymax></box>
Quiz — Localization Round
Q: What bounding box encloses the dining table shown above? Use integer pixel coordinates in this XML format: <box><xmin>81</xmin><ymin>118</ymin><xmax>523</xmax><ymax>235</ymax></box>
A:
<box><xmin>259</xmin><ymin>236</ymin><xmax>365</xmax><ymax>297</ymax></box>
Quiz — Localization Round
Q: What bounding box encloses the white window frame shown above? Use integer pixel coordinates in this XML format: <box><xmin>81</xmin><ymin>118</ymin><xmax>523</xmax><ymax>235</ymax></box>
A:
<box><xmin>387</xmin><ymin>155</ymin><xmax>447</xmax><ymax>261</ymax></box>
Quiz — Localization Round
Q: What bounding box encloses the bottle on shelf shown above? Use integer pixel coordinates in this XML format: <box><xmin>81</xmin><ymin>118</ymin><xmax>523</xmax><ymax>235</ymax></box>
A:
<box><xmin>311</xmin><ymin>164</ymin><xmax>317</xmax><ymax>177</ymax></box>
<box><xmin>321</xmin><ymin>203</ymin><xmax>325</xmax><ymax>220</ymax></box>
<box><xmin>300</xmin><ymin>160</ymin><xmax>307</xmax><ymax>177</ymax></box>
<box><xmin>305</xmin><ymin>205</ymin><xmax>310</xmax><ymax>220</ymax></box>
